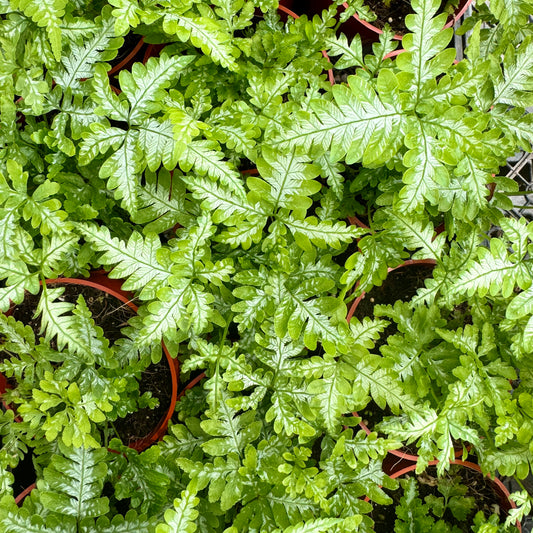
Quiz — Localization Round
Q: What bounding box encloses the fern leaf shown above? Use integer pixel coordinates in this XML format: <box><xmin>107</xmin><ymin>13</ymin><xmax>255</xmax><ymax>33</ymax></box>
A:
<box><xmin>374</xmin><ymin>209</ymin><xmax>445</xmax><ymax>260</ymax></box>
<box><xmin>119</xmin><ymin>54</ymin><xmax>195</xmax><ymax>123</ymax></box>
<box><xmin>39</xmin><ymin>234</ymin><xmax>79</xmax><ymax>278</ymax></box>
<box><xmin>91</xmin><ymin>64</ymin><xmax>129</xmax><ymax>122</ymax></box>
<box><xmin>283</xmin><ymin>215</ymin><xmax>360</xmax><ymax>251</ymax></box>
<box><xmin>138</xmin><ymin>282</ymin><xmax>190</xmax><ymax>345</ymax></box>
<box><xmin>279</xmin><ymin>76</ymin><xmax>405</xmax><ymax>166</ymax></box>
<box><xmin>92</xmin><ymin>511</ymin><xmax>156</xmax><ymax>533</ymax></box>
<box><xmin>488</xmin><ymin>0</ymin><xmax>533</xmax><ymax>31</ymax></box>
<box><xmin>40</xmin><ymin>442</ymin><xmax>109</xmax><ymax>521</ymax></box>
<box><xmin>451</xmin><ymin>239</ymin><xmax>525</xmax><ymax>298</ymax></box>
<box><xmin>79</xmin><ymin>123</ymin><xmax>127</xmax><ymax>164</ymax></box>
<box><xmin>99</xmin><ymin>130</ymin><xmax>142</xmax><ymax>214</ymax></box>
<box><xmin>256</xmin><ymin>148</ymin><xmax>321</xmax><ymax>211</ymax></box>
<box><xmin>307</xmin><ymin>356</ymin><xmax>355</xmax><ymax>434</ymax></box>
<box><xmin>156</xmin><ymin>490</ymin><xmax>199</xmax><ymax>533</ymax></box>
<box><xmin>180</xmin><ymin>140</ymin><xmax>246</xmax><ymax>198</ymax></box>
<box><xmin>36</xmin><ymin>286</ymin><xmax>81</xmax><ymax>352</ymax></box>
<box><xmin>54</xmin><ymin>15</ymin><xmax>117</xmax><ymax>92</ymax></box>
<box><xmin>273</xmin><ymin>518</ymin><xmax>343</xmax><ymax>533</ymax></box>
<box><xmin>79</xmin><ymin>223</ymin><xmax>171</xmax><ymax>300</ymax></box>
<box><xmin>326</xmin><ymin>33</ymin><xmax>364</xmax><ymax>70</ymax></box>
<box><xmin>0</xmin><ymin>514</ymin><xmax>68</xmax><ymax>533</ymax></box>
<box><xmin>0</xmin><ymin>260</ymin><xmax>39</xmax><ymax>311</ymax></box>
<box><xmin>491</xmin><ymin>37</ymin><xmax>533</xmax><ymax>108</ymax></box>
<box><xmin>132</xmin><ymin>169</ymin><xmax>190</xmax><ymax>234</ymax></box>
<box><xmin>182</xmin><ymin>175</ymin><xmax>265</xmax><ymax>223</ymax></box>
<box><xmin>138</xmin><ymin>119</ymin><xmax>181</xmax><ymax>172</ymax></box>
<box><xmin>163</xmin><ymin>14</ymin><xmax>238</xmax><ymax>71</ymax></box>
<box><xmin>397</xmin><ymin>124</ymin><xmax>449</xmax><ymax>213</ymax></box>
<box><xmin>354</xmin><ymin>357</ymin><xmax>416</xmax><ymax>413</ymax></box>
<box><xmin>108</xmin><ymin>0</ymin><xmax>140</xmax><ymax>35</ymax></box>
<box><xmin>11</xmin><ymin>0</ymin><xmax>66</xmax><ymax>60</ymax></box>
<box><xmin>397</xmin><ymin>0</ymin><xmax>454</xmax><ymax>95</ymax></box>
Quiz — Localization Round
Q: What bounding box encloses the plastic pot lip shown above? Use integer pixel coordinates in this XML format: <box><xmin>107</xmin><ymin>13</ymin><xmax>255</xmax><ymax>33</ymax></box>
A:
<box><xmin>177</xmin><ymin>372</ymin><xmax>207</xmax><ymax>401</ymax></box>
<box><xmin>6</xmin><ymin>272</ymin><xmax>178</xmax><ymax>451</ymax></box>
<box><xmin>343</xmin><ymin>0</ymin><xmax>474</xmax><ymax>41</ymax></box>
<box><xmin>391</xmin><ymin>459</ymin><xmax>521</xmax><ymax>530</ymax></box>
<box><xmin>352</xmin><ymin>411</ymin><xmax>465</xmax><ymax>462</ymax></box>
<box><xmin>107</xmin><ymin>36</ymin><xmax>145</xmax><ymax>77</ymax></box>
<box><xmin>14</xmin><ymin>482</ymin><xmax>36</xmax><ymax>505</ymax></box>
<box><xmin>346</xmin><ymin>258</ymin><xmax>437</xmax><ymax>323</ymax></box>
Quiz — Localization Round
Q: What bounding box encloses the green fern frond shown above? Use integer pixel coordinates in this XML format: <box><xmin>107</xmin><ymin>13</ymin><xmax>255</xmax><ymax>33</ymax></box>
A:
<box><xmin>119</xmin><ymin>54</ymin><xmax>195</xmax><ymax>123</ymax></box>
<box><xmin>278</xmin><ymin>75</ymin><xmax>405</xmax><ymax>166</ymax></box>
<box><xmin>79</xmin><ymin>223</ymin><xmax>171</xmax><ymax>300</ymax></box>
<box><xmin>132</xmin><ymin>169</ymin><xmax>191</xmax><ymax>234</ymax></box>
<box><xmin>10</xmin><ymin>0</ymin><xmax>67</xmax><ymax>60</ymax></box>
<box><xmin>162</xmin><ymin>13</ymin><xmax>238</xmax><ymax>71</ymax></box>
<box><xmin>53</xmin><ymin>13</ymin><xmax>118</xmax><ymax>92</ymax></box>
<box><xmin>156</xmin><ymin>489</ymin><xmax>199</xmax><ymax>533</ymax></box>
<box><xmin>180</xmin><ymin>140</ymin><xmax>246</xmax><ymax>198</ymax></box>
<box><xmin>40</xmin><ymin>442</ymin><xmax>109</xmax><ymax>521</ymax></box>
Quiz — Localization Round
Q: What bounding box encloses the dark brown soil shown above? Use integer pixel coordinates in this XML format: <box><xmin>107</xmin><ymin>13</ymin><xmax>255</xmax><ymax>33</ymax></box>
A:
<box><xmin>9</xmin><ymin>284</ymin><xmax>135</xmax><ymax>346</ymax></box>
<box><xmin>372</xmin><ymin>464</ymin><xmax>512</xmax><ymax>532</ymax></box>
<box><xmin>6</xmin><ymin>282</ymin><xmax>172</xmax><ymax>446</ymax></box>
<box><xmin>114</xmin><ymin>357</ymin><xmax>173</xmax><ymax>445</ymax></box>
<box><xmin>11</xmin><ymin>452</ymin><xmax>36</xmax><ymax>496</ymax></box>
<box><xmin>365</xmin><ymin>0</ymin><xmax>455</xmax><ymax>35</ymax></box>
<box><xmin>353</xmin><ymin>263</ymin><xmax>435</xmax><ymax>321</ymax></box>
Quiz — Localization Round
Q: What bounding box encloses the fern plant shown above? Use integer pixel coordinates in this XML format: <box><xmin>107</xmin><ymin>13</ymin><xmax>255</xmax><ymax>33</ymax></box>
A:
<box><xmin>1</xmin><ymin>0</ymin><xmax>533</xmax><ymax>530</ymax></box>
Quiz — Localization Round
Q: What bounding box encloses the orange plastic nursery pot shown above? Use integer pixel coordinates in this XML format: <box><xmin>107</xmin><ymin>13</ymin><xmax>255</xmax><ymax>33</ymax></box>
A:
<box><xmin>2</xmin><ymin>272</ymin><xmax>178</xmax><ymax>453</ymax></box>
<box><xmin>375</xmin><ymin>460</ymin><xmax>522</xmax><ymax>532</ymax></box>
<box><xmin>340</xmin><ymin>0</ymin><xmax>474</xmax><ymax>43</ymax></box>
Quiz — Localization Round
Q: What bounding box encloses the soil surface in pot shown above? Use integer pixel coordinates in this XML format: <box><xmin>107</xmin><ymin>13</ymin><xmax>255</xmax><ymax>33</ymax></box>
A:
<box><xmin>372</xmin><ymin>464</ymin><xmax>513</xmax><ymax>532</ymax></box>
<box><xmin>7</xmin><ymin>283</ymin><xmax>172</xmax><ymax>445</ymax></box>
<box><xmin>353</xmin><ymin>263</ymin><xmax>435</xmax><ymax>321</ymax></box>
<box><xmin>10</xmin><ymin>285</ymin><xmax>135</xmax><ymax>346</ymax></box>
<box><xmin>365</xmin><ymin>0</ymin><xmax>455</xmax><ymax>35</ymax></box>
<box><xmin>114</xmin><ymin>357</ymin><xmax>173</xmax><ymax>445</ymax></box>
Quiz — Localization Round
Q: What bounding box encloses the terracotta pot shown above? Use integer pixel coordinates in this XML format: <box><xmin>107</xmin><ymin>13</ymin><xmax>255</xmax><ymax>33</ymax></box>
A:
<box><xmin>379</xmin><ymin>460</ymin><xmax>521</xmax><ymax>531</ymax></box>
<box><xmin>340</xmin><ymin>0</ymin><xmax>474</xmax><ymax>43</ymax></box>
<box><xmin>3</xmin><ymin>272</ymin><xmax>178</xmax><ymax>452</ymax></box>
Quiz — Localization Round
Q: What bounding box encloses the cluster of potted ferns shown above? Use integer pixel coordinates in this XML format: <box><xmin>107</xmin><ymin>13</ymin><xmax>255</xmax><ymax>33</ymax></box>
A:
<box><xmin>0</xmin><ymin>0</ymin><xmax>532</xmax><ymax>530</ymax></box>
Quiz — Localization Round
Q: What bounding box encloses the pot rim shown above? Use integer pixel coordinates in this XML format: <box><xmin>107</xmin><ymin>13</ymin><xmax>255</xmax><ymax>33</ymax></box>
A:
<box><xmin>3</xmin><ymin>272</ymin><xmax>178</xmax><ymax>451</ymax></box>
<box><xmin>108</xmin><ymin>36</ymin><xmax>145</xmax><ymax>77</ymax></box>
<box><xmin>346</xmin><ymin>258</ymin><xmax>437</xmax><ymax>323</ymax></box>
<box><xmin>342</xmin><ymin>0</ymin><xmax>474</xmax><ymax>41</ymax></box>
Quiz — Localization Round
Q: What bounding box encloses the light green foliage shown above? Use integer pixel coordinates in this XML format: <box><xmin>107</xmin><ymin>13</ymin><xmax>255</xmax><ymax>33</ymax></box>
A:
<box><xmin>155</xmin><ymin>489</ymin><xmax>199</xmax><ymax>533</ymax></box>
<box><xmin>39</xmin><ymin>442</ymin><xmax>109</xmax><ymax>521</ymax></box>
<box><xmin>10</xmin><ymin>0</ymin><xmax>67</xmax><ymax>60</ymax></box>
<box><xmin>1</xmin><ymin>0</ymin><xmax>533</xmax><ymax>530</ymax></box>
<box><xmin>80</xmin><ymin>54</ymin><xmax>195</xmax><ymax>213</ymax></box>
